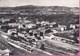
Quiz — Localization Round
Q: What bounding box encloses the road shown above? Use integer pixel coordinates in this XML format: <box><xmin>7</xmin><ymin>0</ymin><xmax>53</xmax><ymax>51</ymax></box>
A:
<box><xmin>44</xmin><ymin>39</ymin><xmax>79</xmax><ymax>54</ymax></box>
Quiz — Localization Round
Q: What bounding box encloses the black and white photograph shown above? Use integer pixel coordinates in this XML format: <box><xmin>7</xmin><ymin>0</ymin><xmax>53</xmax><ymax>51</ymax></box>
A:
<box><xmin>0</xmin><ymin>0</ymin><xmax>79</xmax><ymax>55</ymax></box>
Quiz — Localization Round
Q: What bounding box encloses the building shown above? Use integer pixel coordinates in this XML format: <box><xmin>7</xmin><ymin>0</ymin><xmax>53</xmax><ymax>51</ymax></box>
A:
<box><xmin>52</xmin><ymin>30</ymin><xmax>58</xmax><ymax>33</ymax></box>
<box><xmin>25</xmin><ymin>24</ymin><xmax>36</xmax><ymax>28</ymax></box>
<box><xmin>58</xmin><ymin>25</ymin><xmax>67</xmax><ymax>31</ymax></box>
<box><xmin>0</xmin><ymin>49</ymin><xmax>10</xmax><ymax>56</ymax></box>
<box><xmin>0</xmin><ymin>18</ymin><xmax>10</xmax><ymax>23</ymax></box>
<box><xmin>41</xmin><ymin>21</ymin><xmax>49</xmax><ymax>26</ymax></box>
<box><xmin>8</xmin><ymin>23</ymin><xmax>20</xmax><ymax>27</ymax></box>
<box><xmin>70</xmin><ymin>24</ymin><xmax>76</xmax><ymax>29</ymax></box>
<box><xmin>7</xmin><ymin>29</ymin><xmax>17</xmax><ymax>35</ymax></box>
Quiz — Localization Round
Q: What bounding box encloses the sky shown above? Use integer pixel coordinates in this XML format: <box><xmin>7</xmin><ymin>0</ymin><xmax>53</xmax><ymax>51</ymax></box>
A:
<box><xmin>0</xmin><ymin>0</ymin><xmax>79</xmax><ymax>7</ymax></box>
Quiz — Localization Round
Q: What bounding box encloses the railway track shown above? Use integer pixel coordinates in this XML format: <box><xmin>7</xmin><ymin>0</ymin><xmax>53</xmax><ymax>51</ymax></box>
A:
<box><xmin>0</xmin><ymin>31</ymin><xmax>79</xmax><ymax>54</ymax></box>
<box><xmin>44</xmin><ymin>40</ymin><xmax>79</xmax><ymax>54</ymax></box>
<box><xmin>0</xmin><ymin>32</ymin><xmax>52</xmax><ymax>55</ymax></box>
<box><xmin>7</xmin><ymin>39</ymin><xmax>52</xmax><ymax>55</ymax></box>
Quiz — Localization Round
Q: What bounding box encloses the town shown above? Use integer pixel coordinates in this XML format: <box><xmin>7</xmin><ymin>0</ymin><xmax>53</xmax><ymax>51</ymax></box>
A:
<box><xmin>0</xmin><ymin>5</ymin><xmax>79</xmax><ymax>55</ymax></box>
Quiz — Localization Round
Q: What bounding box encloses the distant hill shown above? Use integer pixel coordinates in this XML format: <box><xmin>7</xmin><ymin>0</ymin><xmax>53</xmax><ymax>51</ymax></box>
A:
<box><xmin>0</xmin><ymin>5</ymin><xmax>79</xmax><ymax>25</ymax></box>
<box><xmin>0</xmin><ymin>5</ymin><xmax>79</xmax><ymax>15</ymax></box>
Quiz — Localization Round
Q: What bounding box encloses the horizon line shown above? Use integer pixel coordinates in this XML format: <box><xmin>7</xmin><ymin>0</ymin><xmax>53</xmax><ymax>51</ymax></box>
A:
<box><xmin>0</xmin><ymin>5</ymin><xmax>79</xmax><ymax>8</ymax></box>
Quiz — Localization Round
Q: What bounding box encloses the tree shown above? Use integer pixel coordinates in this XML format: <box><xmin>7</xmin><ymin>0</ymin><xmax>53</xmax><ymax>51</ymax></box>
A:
<box><xmin>0</xmin><ymin>21</ymin><xmax>2</xmax><ymax>25</ymax></box>
<box><xmin>9</xmin><ymin>19</ymin><xmax>16</xmax><ymax>23</ymax></box>
<box><xmin>3</xmin><ymin>21</ymin><xmax>9</xmax><ymax>24</ymax></box>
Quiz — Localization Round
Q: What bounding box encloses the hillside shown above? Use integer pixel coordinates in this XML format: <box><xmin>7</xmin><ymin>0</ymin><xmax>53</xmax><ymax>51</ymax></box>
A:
<box><xmin>0</xmin><ymin>5</ymin><xmax>78</xmax><ymax>15</ymax></box>
<box><xmin>0</xmin><ymin>5</ymin><xmax>79</xmax><ymax>25</ymax></box>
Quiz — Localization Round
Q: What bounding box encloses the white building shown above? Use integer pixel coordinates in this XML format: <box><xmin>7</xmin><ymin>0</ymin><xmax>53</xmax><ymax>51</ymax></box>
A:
<box><xmin>52</xmin><ymin>30</ymin><xmax>58</xmax><ymax>33</ymax></box>
<box><xmin>25</xmin><ymin>24</ymin><xmax>36</xmax><ymax>28</ymax></box>
<box><xmin>8</xmin><ymin>23</ymin><xmax>20</xmax><ymax>27</ymax></box>
<box><xmin>44</xmin><ymin>35</ymin><xmax>55</xmax><ymax>40</ymax></box>
<box><xmin>58</xmin><ymin>25</ymin><xmax>67</xmax><ymax>31</ymax></box>
<box><xmin>0</xmin><ymin>49</ymin><xmax>10</xmax><ymax>56</ymax></box>
<box><xmin>0</xmin><ymin>18</ymin><xmax>10</xmax><ymax>23</ymax></box>
<box><xmin>41</xmin><ymin>21</ymin><xmax>49</xmax><ymax>25</ymax></box>
<box><xmin>7</xmin><ymin>29</ymin><xmax>17</xmax><ymax>35</ymax></box>
<box><xmin>70</xmin><ymin>24</ymin><xmax>76</xmax><ymax>29</ymax></box>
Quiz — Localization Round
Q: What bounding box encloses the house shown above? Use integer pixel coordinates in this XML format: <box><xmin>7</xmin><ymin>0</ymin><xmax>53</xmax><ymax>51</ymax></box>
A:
<box><xmin>18</xmin><ymin>32</ymin><xmax>25</xmax><ymax>37</ymax></box>
<box><xmin>23</xmin><ymin>20</ymin><xmax>32</xmax><ymax>24</ymax></box>
<box><xmin>18</xmin><ymin>17</ymin><xmax>22</xmax><ymax>20</ymax></box>
<box><xmin>49</xmin><ymin>22</ymin><xmax>58</xmax><ymax>28</ymax></box>
<box><xmin>70</xmin><ymin>24</ymin><xmax>76</xmax><ymax>29</ymax></box>
<box><xmin>36</xmin><ymin>22</ymin><xmax>41</xmax><ymax>24</ymax></box>
<box><xmin>44</xmin><ymin>35</ymin><xmax>55</xmax><ymax>40</ymax></box>
<box><xmin>0</xmin><ymin>25</ymin><xmax>1</xmax><ymax>28</ymax></box>
<box><xmin>8</xmin><ymin>23</ymin><xmax>20</xmax><ymax>27</ymax></box>
<box><xmin>61</xmin><ymin>27</ymin><xmax>65</xmax><ymax>31</ymax></box>
<box><xmin>52</xmin><ymin>30</ymin><xmax>58</xmax><ymax>33</ymax></box>
<box><xmin>58</xmin><ymin>25</ymin><xmax>67</xmax><ymax>31</ymax></box>
<box><xmin>25</xmin><ymin>24</ymin><xmax>36</xmax><ymax>28</ymax></box>
<box><xmin>49</xmin><ymin>23</ymin><xmax>53</xmax><ymax>27</ymax></box>
<box><xmin>7</xmin><ymin>29</ymin><xmax>17</xmax><ymax>35</ymax></box>
<box><xmin>0</xmin><ymin>49</ymin><xmax>10</xmax><ymax>55</ymax></box>
<box><xmin>18</xmin><ymin>17</ymin><xmax>32</xmax><ymax>24</ymax></box>
<box><xmin>41</xmin><ymin>21</ymin><xmax>49</xmax><ymax>26</ymax></box>
<box><xmin>0</xmin><ymin>18</ymin><xmax>10</xmax><ymax>23</ymax></box>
